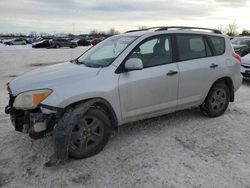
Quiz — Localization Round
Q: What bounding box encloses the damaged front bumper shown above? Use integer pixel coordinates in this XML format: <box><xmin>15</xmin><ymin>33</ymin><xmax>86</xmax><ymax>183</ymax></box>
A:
<box><xmin>5</xmin><ymin>92</ymin><xmax>60</xmax><ymax>139</ymax></box>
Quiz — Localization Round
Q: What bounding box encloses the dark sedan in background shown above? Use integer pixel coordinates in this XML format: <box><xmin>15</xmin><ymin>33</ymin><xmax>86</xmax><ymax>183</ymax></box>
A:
<box><xmin>50</xmin><ymin>38</ymin><xmax>78</xmax><ymax>48</ymax></box>
<box><xmin>32</xmin><ymin>40</ymin><xmax>52</xmax><ymax>48</ymax></box>
<box><xmin>72</xmin><ymin>38</ymin><xmax>91</xmax><ymax>46</ymax></box>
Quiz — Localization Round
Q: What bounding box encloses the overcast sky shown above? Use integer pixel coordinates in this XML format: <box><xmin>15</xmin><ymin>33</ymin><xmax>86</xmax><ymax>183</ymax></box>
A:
<box><xmin>0</xmin><ymin>0</ymin><xmax>249</xmax><ymax>34</ymax></box>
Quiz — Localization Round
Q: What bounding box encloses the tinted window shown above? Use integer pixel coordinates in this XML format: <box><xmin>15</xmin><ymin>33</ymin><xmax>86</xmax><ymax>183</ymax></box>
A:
<box><xmin>208</xmin><ymin>36</ymin><xmax>225</xmax><ymax>55</ymax></box>
<box><xmin>176</xmin><ymin>35</ymin><xmax>206</xmax><ymax>61</ymax></box>
<box><xmin>128</xmin><ymin>35</ymin><xmax>172</xmax><ymax>68</ymax></box>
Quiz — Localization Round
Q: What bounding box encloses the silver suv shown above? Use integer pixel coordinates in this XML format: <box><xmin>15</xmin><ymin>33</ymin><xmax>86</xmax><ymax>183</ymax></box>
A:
<box><xmin>5</xmin><ymin>27</ymin><xmax>242</xmax><ymax>164</ymax></box>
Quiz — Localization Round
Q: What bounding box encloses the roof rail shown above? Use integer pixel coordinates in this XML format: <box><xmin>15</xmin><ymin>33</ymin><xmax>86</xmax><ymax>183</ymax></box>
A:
<box><xmin>125</xmin><ymin>26</ymin><xmax>222</xmax><ymax>34</ymax></box>
<box><xmin>156</xmin><ymin>26</ymin><xmax>222</xmax><ymax>34</ymax></box>
<box><xmin>125</xmin><ymin>26</ymin><xmax>165</xmax><ymax>33</ymax></box>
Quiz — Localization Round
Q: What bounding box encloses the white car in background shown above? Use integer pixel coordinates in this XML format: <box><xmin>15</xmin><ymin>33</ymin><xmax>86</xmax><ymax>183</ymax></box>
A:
<box><xmin>241</xmin><ymin>53</ymin><xmax>250</xmax><ymax>79</ymax></box>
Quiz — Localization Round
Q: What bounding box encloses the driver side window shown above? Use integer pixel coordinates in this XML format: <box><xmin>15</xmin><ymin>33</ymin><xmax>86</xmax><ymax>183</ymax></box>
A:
<box><xmin>128</xmin><ymin>35</ymin><xmax>172</xmax><ymax>68</ymax></box>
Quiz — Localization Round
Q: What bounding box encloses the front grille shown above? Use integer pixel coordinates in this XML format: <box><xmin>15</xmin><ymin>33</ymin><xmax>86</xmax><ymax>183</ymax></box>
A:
<box><xmin>242</xmin><ymin>72</ymin><xmax>250</xmax><ymax>78</ymax></box>
<box><xmin>5</xmin><ymin>83</ymin><xmax>15</xmax><ymax>114</ymax></box>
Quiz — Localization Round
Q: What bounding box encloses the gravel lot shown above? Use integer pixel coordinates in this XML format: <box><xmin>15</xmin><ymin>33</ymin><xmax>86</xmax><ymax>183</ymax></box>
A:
<box><xmin>0</xmin><ymin>44</ymin><xmax>250</xmax><ymax>188</ymax></box>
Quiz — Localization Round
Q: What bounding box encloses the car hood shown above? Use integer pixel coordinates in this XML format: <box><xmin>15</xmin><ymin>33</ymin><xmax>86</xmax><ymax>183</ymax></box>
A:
<box><xmin>9</xmin><ymin>62</ymin><xmax>101</xmax><ymax>95</ymax></box>
<box><xmin>242</xmin><ymin>54</ymin><xmax>250</xmax><ymax>66</ymax></box>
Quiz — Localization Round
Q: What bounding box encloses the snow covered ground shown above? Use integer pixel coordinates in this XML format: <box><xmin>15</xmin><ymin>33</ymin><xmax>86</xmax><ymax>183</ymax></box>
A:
<box><xmin>0</xmin><ymin>43</ymin><xmax>250</xmax><ymax>188</ymax></box>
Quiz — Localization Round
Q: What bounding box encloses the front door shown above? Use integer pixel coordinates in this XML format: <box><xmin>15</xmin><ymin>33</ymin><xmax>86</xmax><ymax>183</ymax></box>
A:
<box><xmin>118</xmin><ymin>35</ymin><xmax>179</xmax><ymax>121</ymax></box>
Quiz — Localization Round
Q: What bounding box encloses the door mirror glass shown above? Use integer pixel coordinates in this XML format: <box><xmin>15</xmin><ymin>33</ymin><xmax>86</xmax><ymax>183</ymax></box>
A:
<box><xmin>125</xmin><ymin>58</ymin><xmax>143</xmax><ymax>71</ymax></box>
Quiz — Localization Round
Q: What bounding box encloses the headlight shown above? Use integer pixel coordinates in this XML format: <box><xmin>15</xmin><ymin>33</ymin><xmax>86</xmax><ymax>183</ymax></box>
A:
<box><xmin>13</xmin><ymin>89</ymin><xmax>52</xmax><ymax>110</ymax></box>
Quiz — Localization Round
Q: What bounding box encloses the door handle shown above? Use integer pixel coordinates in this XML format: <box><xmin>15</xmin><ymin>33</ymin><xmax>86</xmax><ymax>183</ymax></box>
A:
<box><xmin>166</xmin><ymin>70</ymin><xmax>178</xmax><ymax>76</ymax></box>
<box><xmin>210</xmin><ymin>63</ymin><xmax>218</xmax><ymax>68</ymax></box>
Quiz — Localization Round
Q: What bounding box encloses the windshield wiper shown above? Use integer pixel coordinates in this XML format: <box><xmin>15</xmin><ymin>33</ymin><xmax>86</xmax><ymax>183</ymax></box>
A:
<box><xmin>71</xmin><ymin>59</ymin><xmax>103</xmax><ymax>68</ymax></box>
<box><xmin>70</xmin><ymin>59</ymin><xmax>80</xmax><ymax>64</ymax></box>
<box><xmin>83</xmin><ymin>62</ymin><xmax>103</xmax><ymax>68</ymax></box>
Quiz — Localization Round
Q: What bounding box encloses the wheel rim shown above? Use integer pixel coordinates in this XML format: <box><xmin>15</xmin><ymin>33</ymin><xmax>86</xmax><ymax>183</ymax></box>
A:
<box><xmin>210</xmin><ymin>88</ymin><xmax>227</xmax><ymax>113</ymax></box>
<box><xmin>69</xmin><ymin>115</ymin><xmax>104</xmax><ymax>155</ymax></box>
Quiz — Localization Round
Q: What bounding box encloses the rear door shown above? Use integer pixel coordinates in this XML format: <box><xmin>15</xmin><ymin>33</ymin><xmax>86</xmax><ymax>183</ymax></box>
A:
<box><xmin>176</xmin><ymin>34</ymin><xmax>221</xmax><ymax>107</ymax></box>
<box><xmin>118</xmin><ymin>35</ymin><xmax>179</xmax><ymax>121</ymax></box>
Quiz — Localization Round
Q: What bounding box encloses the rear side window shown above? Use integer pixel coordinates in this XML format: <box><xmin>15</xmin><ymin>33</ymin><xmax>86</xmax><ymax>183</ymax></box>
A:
<box><xmin>208</xmin><ymin>36</ymin><xmax>225</xmax><ymax>55</ymax></box>
<box><xmin>176</xmin><ymin>35</ymin><xmax>206</xmax><ymax>61</ymax></box>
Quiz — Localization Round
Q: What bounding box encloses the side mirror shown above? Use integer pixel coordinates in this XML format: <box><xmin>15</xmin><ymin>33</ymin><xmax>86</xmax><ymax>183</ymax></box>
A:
<box><xmin>124</xmin><ymin>58</ymin><xmax>143</xmax><ymax>71</ymax></box>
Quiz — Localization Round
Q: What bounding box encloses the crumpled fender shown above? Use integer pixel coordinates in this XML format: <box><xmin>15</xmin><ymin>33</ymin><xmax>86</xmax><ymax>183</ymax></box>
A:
<box><xmin>53</xmin><ymin>99</ymin><xmax>103</xmax><ymax>160</ymax></box>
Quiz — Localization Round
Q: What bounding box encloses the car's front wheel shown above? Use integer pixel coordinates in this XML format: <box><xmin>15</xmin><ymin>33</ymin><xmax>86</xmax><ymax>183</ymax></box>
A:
<box><xmin>68</xmin><ymin>108</ymin><xmax>112</xmax><ymax>159</ymax></box>
<box><xmin>200</xmin><ymin>83</ymin><xmax>230</xmax><ymax>117</ymax></box>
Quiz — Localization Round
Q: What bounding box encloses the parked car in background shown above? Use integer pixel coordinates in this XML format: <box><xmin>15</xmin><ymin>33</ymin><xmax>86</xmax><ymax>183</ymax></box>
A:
<box><xmin>32</xmin><ymin>37</ymin><xmax>51</xmax><ymax>43</ymax></box>
<box><xmin>231</xmin><ymin>37</ymin><xmax>250</xmax><ymax>57</ymax></box>
<box><xmin>32</xmin><ymin>40</ymin><xmax>52</xmax><ymax>48</ymax></box>
<box><xmin>90</xmin><ymin>38</ymin><xmax>103</xmax><ymax>46</ymax></box>
<box><xmin>241</xmin><ymin>53</ymin><xmax>250</xmax><ymax>79</ymax></box>
<box><xmin>50</xmin><ymin>38</ymin><xmax>78</xmax><ymax>48</ymax></box>
<box><xmin>4</xmin><ymin>38</ymin><xmax>27</xmax><ymax>45</ymax></box>
<box><xmin>72</xmin><ymin>38</ymin><xmax>91</xmax><ymax>46</ymax></box>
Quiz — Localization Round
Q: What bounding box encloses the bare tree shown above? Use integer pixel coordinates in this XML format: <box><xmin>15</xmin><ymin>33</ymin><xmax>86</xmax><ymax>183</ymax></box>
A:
<box><xmin>216</xmin><ymin>25</ymin><xmax>227</xmax><ymax>34</ymax></box>
<box><xmin>39</xmin><ymin>32</ymin><xmax>50</xmax><ymax>37</ymax></box>
<box><xmin>106</xmin><ymin>28</ymin><xmax>119</xmax><ymax>36</ymax></box>
<box><xmin>90</xmin><ymin>29</ymin><xmax>99</xmax><ymax>35</ymax></box>
<box><xmin>226</xmin><ymin>20</ymin><xmax>238</xmax><ymax>36</ymax></box>
<box><xmin>29</xmin><ymin>31</ymin><xmax>38</xmax><ymax>37</ymax></box>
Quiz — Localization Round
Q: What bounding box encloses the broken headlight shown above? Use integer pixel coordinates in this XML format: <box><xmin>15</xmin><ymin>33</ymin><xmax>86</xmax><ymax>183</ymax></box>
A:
<box><xmin>13</xmin><ymin>89</ymin><xmax>53</xmax><ymax>110</ymax></box>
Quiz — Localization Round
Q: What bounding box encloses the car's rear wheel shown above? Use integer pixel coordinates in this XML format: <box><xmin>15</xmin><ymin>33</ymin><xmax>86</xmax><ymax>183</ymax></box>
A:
<box><xmin>68</xmin><ymin>108</ymin><xmax>112</xmax><ymax>159</ymax></box>
<box><xmin>55</xmin><ymin>44</ymin><xmax>60</xmax><ymax>48</ymax></box>
<box><xmin>70</xmin><ymin>44</ymin><xmax>77</xmax><ymax>48</ymax></box>
<box><xmin>200</xmin><ymin>83</ymin><xmax>230</xmax><ymax>117</ymax></box>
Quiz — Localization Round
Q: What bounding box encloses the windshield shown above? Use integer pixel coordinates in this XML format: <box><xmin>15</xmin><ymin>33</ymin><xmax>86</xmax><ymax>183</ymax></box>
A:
<box><xmin>77</xmin><ymin>35</ymin><xmax>137</xmax><ymax>67</ymax></box>
<box><xmin>231</xmin><ymin>38</ymin><xmax>250</xmax><ymax>45</ymax></box>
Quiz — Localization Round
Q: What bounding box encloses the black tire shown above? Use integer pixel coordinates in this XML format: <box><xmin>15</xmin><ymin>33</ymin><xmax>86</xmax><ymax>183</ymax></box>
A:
<box><xmin>67</xmin><ymin>107</ymin><xmax>112</xmax><ymax>159</ymax></box>
<box><xmin>55</xmin><ymin>44</ymin><xmax>60</xmax><ymax>48</ymax></box>
<box><xmin>200</xmin><ymin>83</ymin><xmax>230</xmax><ymax>117</ymax></box>
<box><xmin>70</xmin><ymin>44</ymin><xmax>76</xmax><ymax>48</ymax></box>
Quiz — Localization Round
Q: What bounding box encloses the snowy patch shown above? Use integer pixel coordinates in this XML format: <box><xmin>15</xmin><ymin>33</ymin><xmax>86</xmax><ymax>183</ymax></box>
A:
<box><xmin>0</xmin><ymin>46</ymin><xmax>250</xmax><ymax>187</ymax></box>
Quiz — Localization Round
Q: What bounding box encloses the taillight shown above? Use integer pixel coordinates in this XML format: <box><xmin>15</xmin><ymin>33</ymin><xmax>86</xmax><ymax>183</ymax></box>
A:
<box><xmin>233</xmin><ymin>53</ymin><xmax>241</xmax><ymax>63</ymax></box>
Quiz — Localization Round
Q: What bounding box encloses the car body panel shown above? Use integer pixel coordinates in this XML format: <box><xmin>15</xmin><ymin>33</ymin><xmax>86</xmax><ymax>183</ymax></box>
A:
<box><xmin>177</xmin><ymin>56</ymin><xmax>220</xmax><ymax>107</ymax></box>
<box><xmin>9</xmin><ymin>62</ymin><xmax>101</xmax><ymax>96</ymax></box>
<box><xmin>118</xmin><ymin>63</ymin><xmax>179</xmax><ymax>123</ymax></box>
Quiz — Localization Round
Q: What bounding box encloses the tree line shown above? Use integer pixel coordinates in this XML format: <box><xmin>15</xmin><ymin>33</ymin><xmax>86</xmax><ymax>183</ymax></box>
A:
<box><xmin>1</xmin><ymin>23</ymin><xmax>250</xmax><ymax>38</ymax></box>
<box><xmin>0</xmin><ymin>28</ymin><xmax>120</xmax><ymax>38</ymax></box>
